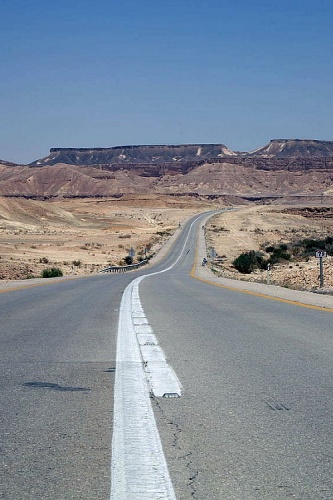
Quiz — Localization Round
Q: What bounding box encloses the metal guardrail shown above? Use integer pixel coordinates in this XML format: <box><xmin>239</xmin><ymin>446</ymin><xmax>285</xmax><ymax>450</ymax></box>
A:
<box><xmin>100</xmin><ymin>259</ymin><xmax>149</xmax><ymax>273</ymax></box>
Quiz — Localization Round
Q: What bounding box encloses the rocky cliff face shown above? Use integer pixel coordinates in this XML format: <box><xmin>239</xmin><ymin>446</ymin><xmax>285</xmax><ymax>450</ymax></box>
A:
<box><xmin>30</xmin><ymin>144</ymin><xmax>236</xmax><ymax>167</ymax></box>
<box><xmin>29</xmin><ymin>139</ymin><xmax>333</xmax><ymax>168</ymax></box>
<box><xmin>248</xmin><ymin>139</ymin><xmax>333</xmax><ymax>157</ymax></box>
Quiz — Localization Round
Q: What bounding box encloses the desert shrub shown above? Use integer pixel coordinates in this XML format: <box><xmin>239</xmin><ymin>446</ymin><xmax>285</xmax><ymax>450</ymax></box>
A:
<box><xmin>269</xmin><ymin>245</ymin><xmax>291</xmax><ymax>263</ymax></box>
<box><xmin>233</xmin><ymin>251</ymin><xmax>262</xmax><ymax>274</ymax></box>
<box><xmin>301</xmin><ymin>238</ymin><xmax>326</xmax><ymax>251</ymax></box>
<box><xmin>39</xmin><ymin>256</ymin><xmax>49</xmax><ymax>264</ymax></box>
<box><xmin>297</xmin><ymin>236</ymin><xmax>333</xmax><ymax>256</ymax></box>
<box><xmin>124</xmin><ymin>256</ymin><xmax>133</xmax><ymax>265</ymax></box>
<box><xmin>72</xmin><ymin>260</ymin><xmax>81</xmax><ymax>267</ymax></box>
<box><xmin>156</xmin><ymin>230</ymin><xmax>171</xmax><ymax>236</ymax></box>
<box><xmin>233</xmin><ymin>247</ymin><xmax>293</xmax><ymax>273</ymax></box>
<box><xmin>41</xmin><ymin>267</ymin><xmax>63</xmax><ymax>278</ymax></box>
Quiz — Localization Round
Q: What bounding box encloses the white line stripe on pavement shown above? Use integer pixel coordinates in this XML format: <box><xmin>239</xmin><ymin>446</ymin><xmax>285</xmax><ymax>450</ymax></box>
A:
<box><xmin>111</xmin><ymin>214</ymin><xmax>208</xmax><ymax>499</ymax></box>
<box><xmin>110</xmin><ymin>278</ymin><xmax>177</xmax><ymax>499</ymax></box>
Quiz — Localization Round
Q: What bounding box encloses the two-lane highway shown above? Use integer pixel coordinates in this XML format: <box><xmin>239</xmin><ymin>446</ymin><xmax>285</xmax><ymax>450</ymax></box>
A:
<box><xmin>2</xmin><ymin>213</ymin><xmax>333</xmax><ymax>499</ymax></box>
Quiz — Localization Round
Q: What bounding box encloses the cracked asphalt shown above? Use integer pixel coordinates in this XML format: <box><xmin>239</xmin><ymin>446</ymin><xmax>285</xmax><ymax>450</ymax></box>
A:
<box><xmin>140</xmin><ymin>214</ymin><xmax>333</xmax><ymax>499</ymax></box>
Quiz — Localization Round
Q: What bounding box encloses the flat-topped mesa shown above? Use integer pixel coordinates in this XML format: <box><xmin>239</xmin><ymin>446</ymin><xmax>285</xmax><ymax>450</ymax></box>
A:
<box><xmin>50</xmin><ymin>147</ymin><xmax>114</xmax><ymax>152</ymax></box>
<box><xmin>31</xmin><ymin>144</ymin><xmax>237</xmax><ymax>167</ymax></box>
<box><xmin>30</xmin><ymin>139</ymin><xmax>333</xmax><ymax>168</ymax></box>
<box><xmin>248</xmin><ymin>139</ymin><xmax>333</xmax><ymax>158</ymax></box>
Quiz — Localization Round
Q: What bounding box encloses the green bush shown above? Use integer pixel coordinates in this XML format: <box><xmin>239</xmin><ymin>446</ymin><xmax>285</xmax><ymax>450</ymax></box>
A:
<box><xmin>269</xmin><ymin>246</ymin><xmax>291</xmax><ymax>263</ymax></box>
<box><xmin>124</xmin><ymin>255</ymin><xmax>133</xmax><ymax>265</ymax></box>
<box><xmin>302</xmin><ymin>238</ymin><xmax>326</xmax><ymax>251</ymax></box>
<box><xmin>233</xmin><ymin>246</ymin><xmax>291</xmax><ymax>274</ymax></box>
<box><xmin>41</xmin><ymin>267</ymin><xmax>63</xmax><ymax>278</ymax></box>
<box><xmin>233</xmin><ymin>251</ymin><xmax>262</xmax><ymax>274</ymax></box>
<box><xmin>299</xmin><ymin>236</ymin><xmax>333</xmax><ymax>256</ymax></box>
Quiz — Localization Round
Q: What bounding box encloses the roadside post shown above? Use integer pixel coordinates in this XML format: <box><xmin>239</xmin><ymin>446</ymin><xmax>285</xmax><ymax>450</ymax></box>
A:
<box><xmin>129</xmin><ymin>247</ymin><xmax>135</xmax><ymax>258</ymax></box>
<box><xmin>267</xmin><ymin>263</ymin><xmax>270</xmax><ymax>285</ymax></box>
<box><xmin>209</xmin><ymin>247</ymin><xmax>217</xmax><ymax>261</ymax></box>
<box><xmin>315</xmin><ymin>250</ymin><xmax>326</xmax><ymax>288</ymax></box>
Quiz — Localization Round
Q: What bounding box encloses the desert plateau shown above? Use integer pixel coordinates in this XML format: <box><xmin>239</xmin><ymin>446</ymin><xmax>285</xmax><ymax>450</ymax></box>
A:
<box><xmin>1</xmin><ymin>140</ymin><xmax>333</xmax><ymax>293</ymax></box>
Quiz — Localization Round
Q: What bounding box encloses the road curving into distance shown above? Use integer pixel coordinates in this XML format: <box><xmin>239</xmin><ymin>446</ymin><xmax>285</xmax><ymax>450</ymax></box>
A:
<box><xmin>1</xmin><ymin>210</ymin><xmax>333</xmax><ymax>499</ymax></box>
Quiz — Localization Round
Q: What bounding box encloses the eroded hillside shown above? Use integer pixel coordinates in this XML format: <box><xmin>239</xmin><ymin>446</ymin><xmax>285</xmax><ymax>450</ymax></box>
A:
<box><xmin>1</xmin><ymin>139</ymin><xmax>333</xmax><ymax>200</ymax></box>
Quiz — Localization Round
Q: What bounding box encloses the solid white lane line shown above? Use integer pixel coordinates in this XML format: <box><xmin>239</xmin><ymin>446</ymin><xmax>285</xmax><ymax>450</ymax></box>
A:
<box><xmin>133</xmin><ymin>279</ymin><xmax>182</xmax><ymax>398</ymax></box>
<box><xmin>111</xmin><ymin>215</ymin><xmax>208</xmax><ymax>498</ymax></box>
<box><xmin>111</xmin><ymin>279</ymin><xmax>177</xmax><ymax>499</ymax></box>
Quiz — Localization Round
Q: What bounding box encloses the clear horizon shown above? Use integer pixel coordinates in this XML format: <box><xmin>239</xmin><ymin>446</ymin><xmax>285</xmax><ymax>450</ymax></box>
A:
<box><xmin>1</xmin><ymin>0</ymin><xmax>332</xmax><ymax>164</ymax></box>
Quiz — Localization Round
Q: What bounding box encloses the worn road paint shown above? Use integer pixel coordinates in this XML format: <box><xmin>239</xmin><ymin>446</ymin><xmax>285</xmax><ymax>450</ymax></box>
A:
<box><xmin>110</xmin><ymin>278</ymin><xmax>177</xmax><ymax>499</ymax></box>
<box><xmin>110</xmin><ymin>214</ymin><xmax>207</xmax><ymax>499</ymax></box>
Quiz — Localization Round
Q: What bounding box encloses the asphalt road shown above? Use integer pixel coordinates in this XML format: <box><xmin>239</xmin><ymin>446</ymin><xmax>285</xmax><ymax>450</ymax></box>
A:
<box><xmin>2</xmin><ymin>213</ymin><xmax>333</xmax><ymax>499</ymax></box>
<box><xmin>140</xmin><ymin>220</ymin><xmax>333</xmax><ymax>499</ymax></box>
<box><xmin>0</xmin><ymin>273</ymin><xmax>135</xmax><ymax>499</ymax></box>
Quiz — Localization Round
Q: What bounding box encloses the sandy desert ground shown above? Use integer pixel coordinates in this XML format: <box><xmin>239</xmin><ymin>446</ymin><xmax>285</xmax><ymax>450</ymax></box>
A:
<box><xmin>1</xmin><ymin>196</ymin><xmax>332</xmax><ymax>293</ymax></box>
<box><xmin>0</xmin><ymin>195</ymin><xmax>212</xmax><ymax>280</ymax></box>
<box><xmin>205</xmin><ymin>204</ymin><xmax>333</xmax><ymax>293</ymax></box>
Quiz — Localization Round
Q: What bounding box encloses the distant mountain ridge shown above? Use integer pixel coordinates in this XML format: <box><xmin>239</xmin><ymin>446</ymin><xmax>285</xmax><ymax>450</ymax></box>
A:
<box><xmin>248</xmin><ymin>139</ymin><xmax>333</xmax><ymax>158</ymax></box>
<box><xmin>24</xmin><ymin>139</ymin><xmax>333</xmax><ymax>167</ymax></box>
<box><xmin>30</xmin><ymin>144</ymin><xmax>236</xmax><ymax>167</ymax></box>
<box><xmin>1</xmin><ymin>138</ymin><xmax>333</xmax><ymax>201</ymax></box>
<box><xmin>2</xmin><ymin>139</ymin><xmax>333</xmax><ymax>168</ymax></box>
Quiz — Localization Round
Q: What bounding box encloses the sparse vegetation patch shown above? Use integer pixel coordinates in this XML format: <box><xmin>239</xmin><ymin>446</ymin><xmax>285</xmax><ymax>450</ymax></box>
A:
<box><xmin>41</xmin><ymin>267</ymin><xmax>63</xmax><ymax>278</ymax></box>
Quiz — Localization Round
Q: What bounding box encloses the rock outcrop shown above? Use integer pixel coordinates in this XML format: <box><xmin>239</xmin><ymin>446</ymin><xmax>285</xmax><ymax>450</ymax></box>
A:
<box><xmin>30</xmin><ymin>144</ymin><xmax>237</xmax><ymax>167</ymax></box>
<box><xmin>248</xmin><ymin>139</ymin><xmax>333</xmax><ymax>158</ymax></box>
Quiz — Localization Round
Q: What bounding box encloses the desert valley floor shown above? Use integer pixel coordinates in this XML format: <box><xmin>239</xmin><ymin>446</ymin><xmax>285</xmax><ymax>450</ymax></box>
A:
<box><xmin>0</xmin><ymin>195</ymin><xmax>332</xmax><ymax>293</ymax></box>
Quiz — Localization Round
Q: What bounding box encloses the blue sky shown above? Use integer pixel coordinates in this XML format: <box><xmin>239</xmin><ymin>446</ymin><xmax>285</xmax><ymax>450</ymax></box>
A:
<box><xmin>1</xmin><ymin>0</ymin><xmax>332</xmax><ymax>163</ymax></box>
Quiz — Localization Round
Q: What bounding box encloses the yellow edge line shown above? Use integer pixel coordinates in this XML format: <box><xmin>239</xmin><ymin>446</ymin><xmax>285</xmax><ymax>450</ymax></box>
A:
<box><xmin>190</xmin><ymin>249</ymin><xmax>333</xmax><ymax>314</ymax></box>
